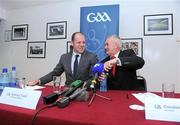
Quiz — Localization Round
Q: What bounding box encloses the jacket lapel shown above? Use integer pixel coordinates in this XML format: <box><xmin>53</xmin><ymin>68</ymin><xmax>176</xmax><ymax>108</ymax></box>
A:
<box><xmin>67</xmin><ymin>53</ymin><xmax>73</xmax><ymax>75</ymax></box>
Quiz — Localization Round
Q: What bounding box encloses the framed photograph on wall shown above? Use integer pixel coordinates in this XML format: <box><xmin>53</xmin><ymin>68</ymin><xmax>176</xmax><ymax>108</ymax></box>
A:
<box><xmin>46</xmin><ymin>21</ymin><xmax>67</xmax><ymax>40</ymax></box>
<box><xmin>144</xmin><ymin>14</ymin><xmax>173</xmax><ymax>36</ymax></box>
<box><xmin>27</xmin><ymin>41</ymin><xmax>46</xmax><ymax>58</ymax></box>
<box><xmin>12</xmin><ymin>24</ymin><xmax>28</xmax><ymax>41</ymax></box>
<box><xmin>121</xmin><ymin>38</ymin><xmax>143</xmax><ymax>58</ymax></box>
<box><xmin>66</xmin><ymin>41</ymin><xmax>73</xmax><ymax>53</ymax></box>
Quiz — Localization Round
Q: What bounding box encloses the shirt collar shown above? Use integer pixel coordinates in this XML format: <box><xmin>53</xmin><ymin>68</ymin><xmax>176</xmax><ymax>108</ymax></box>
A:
<box><xmin>73</xmin><ymin>51</ymin><xmax>81</xmax><ymax>57</ymax></box>
<box><xmin>112</xmin><ymin>51</ymin><xmax>120</xmax><ymax>58</ymax></box>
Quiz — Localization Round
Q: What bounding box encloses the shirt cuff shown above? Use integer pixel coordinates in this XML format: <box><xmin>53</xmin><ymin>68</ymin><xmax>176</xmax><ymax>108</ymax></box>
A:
<box><xmin>38</xmin><ymin>80</ymin><xmax>41</xmax><ymax>85</ymax></box>
<box><xmin>116</xmin><ymin>58</ymin><xmax>122</xmax><ymax>66</ymax></box>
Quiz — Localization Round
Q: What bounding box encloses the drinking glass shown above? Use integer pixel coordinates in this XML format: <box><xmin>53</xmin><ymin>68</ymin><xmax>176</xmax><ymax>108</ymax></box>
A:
<box><xmin>17</xmin><ymin>78</ymin><xmax>26</xmax><ymax>89</ymax></box>
<box><xmin>162</xmin><ymin>83</ymin><xmax>175</xmax><ymax>98</ymax></box>
<box><xmin>53</xmin><ymin>76</ymin><xmax>61</xmax><ymax>94</ymax></box>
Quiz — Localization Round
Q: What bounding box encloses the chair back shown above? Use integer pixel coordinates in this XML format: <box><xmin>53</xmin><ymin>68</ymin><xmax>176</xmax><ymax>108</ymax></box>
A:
<box><xmin>135</xmin><ymin>76</ymin><xmax>147</xmax><ymax>91</ymax></box>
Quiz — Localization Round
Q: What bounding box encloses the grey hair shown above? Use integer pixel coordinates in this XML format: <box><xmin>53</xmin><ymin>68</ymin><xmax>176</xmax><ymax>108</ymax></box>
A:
<box><xmin>107</xmin><ymin>35</ymin><xmax>122</xmax><ymax>48</ymax></box>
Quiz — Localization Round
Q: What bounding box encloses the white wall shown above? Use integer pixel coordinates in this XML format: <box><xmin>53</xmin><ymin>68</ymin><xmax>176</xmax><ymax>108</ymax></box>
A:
<box><xmin>0</xmin><ymin>6</ymin><xmax>6</xmax><ymax>20</ymax></box>
<box><xmin>0</xmin><ymin>0</ymin><xmax>180</xmax><ymax>92</ymax></box>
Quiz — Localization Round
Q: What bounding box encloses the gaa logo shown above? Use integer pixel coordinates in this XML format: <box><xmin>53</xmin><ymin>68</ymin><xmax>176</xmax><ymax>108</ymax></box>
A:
<box><xmin>87</xmin><ymin>12</ymin><xmax>112</xmax><ymax>22</ymax></box>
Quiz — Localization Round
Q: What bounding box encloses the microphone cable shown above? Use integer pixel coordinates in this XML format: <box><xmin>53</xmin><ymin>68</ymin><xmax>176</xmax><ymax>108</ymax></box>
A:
<box><xmin>31</xmin><ymin>103</ymin><xmax>56</xmax><ymax>125</ymax></box>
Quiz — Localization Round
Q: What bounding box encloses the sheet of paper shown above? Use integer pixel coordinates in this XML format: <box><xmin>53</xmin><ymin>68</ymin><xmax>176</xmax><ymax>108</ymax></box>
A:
<box><xmin>132</xmin><ymin>92</ymin><xmax>162</xmax><ymax>104</ymax></box>
<box><xmin>25</xmin><ymin>85</ymin><xmax>45</xmax><ymax>90</ymax></box>
<box><xmin>0</xmin><ymin>87</ymin><xmax>42</xmax><ymax>110</ymax></box>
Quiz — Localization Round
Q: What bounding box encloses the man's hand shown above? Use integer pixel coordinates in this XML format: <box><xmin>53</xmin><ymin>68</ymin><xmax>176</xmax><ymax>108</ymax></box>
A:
<box><xmin>104</xmin><ymin>58</ymin><xmax>117</xmax><ymax>72</ymax></box>
<box><xmin>26</xmin><ymin>80</ymin><xmax>39</xmax><ymax>86</ymax></box>
<box><xmin>97</xmin><ymin>72</ymin><xmax>106</xmax><ymax>81</ymax></box>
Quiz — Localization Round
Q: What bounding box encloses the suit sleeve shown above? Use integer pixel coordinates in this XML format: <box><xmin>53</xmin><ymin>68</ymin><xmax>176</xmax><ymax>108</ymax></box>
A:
<box><xmin>88</xmin><ymin>53</ymin><xmax>99</xmax><ymax>78</ymax></box>
<box><xmin>39</xmin><ymin>55</ymin><xmax>65</xmax><ymax>85</ymax></box>
<box><xmin>119</xmin><ymin>49</ymin><xmax>145</xmax><ymax>70</ymax></box>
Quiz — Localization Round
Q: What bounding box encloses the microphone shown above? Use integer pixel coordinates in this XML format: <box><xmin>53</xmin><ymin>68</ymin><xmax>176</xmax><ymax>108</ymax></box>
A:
<box><xmin>43</xmin><ymin>80</ymin><xmax>83</xmax><ymax>105</ymax></box>
<box><xmin>92</xmin><ymin>63</ymin><xmax>104</xmax><ymax>75</ymax></box>
<box><xmin>55</xmin><ymin>80</ymin><xmax>91</xmax><ymax>108</ymax></box>
<box><xmin>63</xmin><ymin>80</ymin><xmax>84</xmax><ymax>97</ymax></box>
<box><xmin>55</xmin><ymin>64</ymin><xmax>106</xmax><ymax>108</ymax></box>
<box><xmin>43</xmin><ymin>88</ymin><xmax>69</xmax><ymax>105</ymax></box>
<box><xmin>91</xmin><ymin>63</ymin><xmax>105</xmax><ymax>87</ymax></box>
<box><xmin>56</xmin><ymin>88</ymin><xmax>87</xmax><ymax>108</ymax></box>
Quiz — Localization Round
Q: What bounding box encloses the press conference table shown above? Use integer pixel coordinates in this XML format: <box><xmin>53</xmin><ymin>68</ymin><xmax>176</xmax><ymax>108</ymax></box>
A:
<box><xmin>0</xmin><ymin>86</ymin><xmax>180</xmax><ymax>125</ymax></box>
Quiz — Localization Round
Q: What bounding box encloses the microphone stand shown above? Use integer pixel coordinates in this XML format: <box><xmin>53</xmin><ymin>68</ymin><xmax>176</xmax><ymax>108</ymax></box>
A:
<box><xmin>88</xmin><ymin>83</ymin><xmax>112</xmax><ymax>107</ymax></box>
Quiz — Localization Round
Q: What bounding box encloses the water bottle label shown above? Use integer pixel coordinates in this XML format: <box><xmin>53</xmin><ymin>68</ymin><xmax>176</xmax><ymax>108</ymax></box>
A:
<box><xmin>100</xmin><ymin>78</ymin><xmax>107</xmax><ymax>92</ymax></box>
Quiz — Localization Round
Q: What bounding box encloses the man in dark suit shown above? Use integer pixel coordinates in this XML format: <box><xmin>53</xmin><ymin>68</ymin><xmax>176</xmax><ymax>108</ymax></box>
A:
<box><xmin>100</xmin><ymin>35</ymin><xmax>145</xmax><ymax>90</ymax></box>
<box><xmin>29</xmin><ymin>32</ymin><xmax>98</xmax><ymax>86</ymax></box>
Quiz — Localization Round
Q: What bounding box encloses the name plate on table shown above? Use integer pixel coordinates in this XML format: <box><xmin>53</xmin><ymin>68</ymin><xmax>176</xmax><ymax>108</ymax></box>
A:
<box><xmin>145</xmin><ymin>97</ymin><xmax>180</xmax><ymax>122</ymax></box>
<box><xmin>0</xmin><ymin>87</ymin><xmax>42</xmax><ymax>110</ymax></box>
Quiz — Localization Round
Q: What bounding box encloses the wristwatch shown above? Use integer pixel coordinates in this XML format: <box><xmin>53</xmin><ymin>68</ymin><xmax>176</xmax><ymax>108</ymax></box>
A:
<box><xmin>116</xmin><ymin>58</ymin><xmax>122</xmax><ymax>66</ymax></box>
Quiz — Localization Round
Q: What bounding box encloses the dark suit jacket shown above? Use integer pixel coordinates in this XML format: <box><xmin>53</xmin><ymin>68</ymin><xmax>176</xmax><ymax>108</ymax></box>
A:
<box><xmin>40</xmin><ymin>51</ymin><xmax>98</xmax><ymax>86</ymax></box>
<box><xmin>101</xmin><ymin>49</ymin><xmax>145</xmax><ymax>90</ymax></box>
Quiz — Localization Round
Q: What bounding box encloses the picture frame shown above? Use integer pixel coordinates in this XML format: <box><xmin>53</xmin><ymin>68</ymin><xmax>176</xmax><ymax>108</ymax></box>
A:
<box><xmin>27</xmin><ymin>41</ymin><xmax>46</xmax><ymax>58</ymax></box>
<box><xmin>121</xmin><ymin>38</ymin><xmax>143</xmax><ymax>58</ymax></box>
<box><xmin>46</xmin><ymin>21</ymin><xmax>67</xmax><ymax>40</ymax></box>
<box><xmin>4</xmin><ymin>30</ymin><xmax>11</xmax><ymax>42</ymax></box>
<box><xmin>12</xmin><ymin>24</ymin><xmax>28</xmax><ymax>41</ymax></box>
<box><xmin>144</xmin><ymin>14</ymin><xmax>173</xmax><ymax>36</ymax></box>
<box><xmin>66</xmin><ymin>41</ymin><xmax>73</xmax><ymax>53</ymax></box>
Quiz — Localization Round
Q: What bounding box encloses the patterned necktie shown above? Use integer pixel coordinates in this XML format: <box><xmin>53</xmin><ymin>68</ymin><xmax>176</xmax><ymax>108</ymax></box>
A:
<box><xmin>111</xmin><ymin>56</ymin><xmax>116</xmax><ymax>77</ymax></box>
<box><xmin>73</xmin><ymin>55</ymin><xmax>79</xmax><ymax>76</ymax></box>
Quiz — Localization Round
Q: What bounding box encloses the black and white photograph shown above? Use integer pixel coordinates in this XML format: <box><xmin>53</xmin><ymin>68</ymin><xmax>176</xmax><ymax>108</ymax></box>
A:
<box><xmin>144</xmin><ymin>14</ymin><xmax>173</xmax><ymax>36</ymax></box>
<box><xmin>121</xmin><ymin>38</ymin><xmax>143</xmax><ymax>58</ymax></box>
<box><xmin>12</xmin><ymin>24</ymin><xmax>28</xmax><ymax>40</ymax></box>
<box><xmin>27</xmin><ymin>41</ymin><xmax>46</xmax><ymax>58</ymax></box>
<box><xmin>46</xmin><ymin>21</ymin><xmax>67</xmax><ymax>40</ymax></box>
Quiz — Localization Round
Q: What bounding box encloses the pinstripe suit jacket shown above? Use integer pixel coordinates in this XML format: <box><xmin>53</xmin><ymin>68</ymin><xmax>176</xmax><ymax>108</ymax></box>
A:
<box><xmin>40</xmin><ymin>51</ymin><xmax>98</xmax><ymax>86</ymax></box>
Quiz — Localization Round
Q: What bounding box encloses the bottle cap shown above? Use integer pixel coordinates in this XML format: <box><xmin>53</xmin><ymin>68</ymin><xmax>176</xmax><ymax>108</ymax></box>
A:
<box><xmin>2</xmin><ymin>68</ymin><xmax>8</xmax><ymax>73</ymax></box>
<box><xmin>12</xmin><ymin>66</ymin><xmax>16</xmax><ymax>70</ymax></box>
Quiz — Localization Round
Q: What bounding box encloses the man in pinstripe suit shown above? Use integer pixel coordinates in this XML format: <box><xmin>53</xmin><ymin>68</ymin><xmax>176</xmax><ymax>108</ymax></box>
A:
<box><xmin>29</xmin><ymin>32</ymin><xmax>98</xmax><ymax>86</ymax></box>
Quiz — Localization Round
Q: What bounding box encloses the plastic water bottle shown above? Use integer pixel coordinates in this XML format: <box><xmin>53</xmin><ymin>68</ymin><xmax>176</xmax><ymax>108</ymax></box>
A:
<box><xmin>0</xmin><ymin>68</ymin><xmax>10</xmax><ymax>89</ymax></box>
<box><xmin>0</xmin><ymin>73</ymin><xmax>3</xmax><ymax>93</ymax></box>
<box><xmin>100</xmin><ymin>77</ymin><xmax>107</xmax><ymax>92</ymax></box>
<box><xmin>10</xmin><ymin>66</ymin><xmax>17</xmax><ymax>87</ymax></box>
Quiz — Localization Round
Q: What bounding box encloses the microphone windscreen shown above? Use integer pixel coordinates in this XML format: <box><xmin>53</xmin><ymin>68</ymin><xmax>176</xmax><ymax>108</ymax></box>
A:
<box><xmin>73</xmin><ymin>88</ymin><xmax>89</xmax><ymax>101</ymax></box>
<box><xmin>92</xmin><ymin>63</ymin><xmax>104</xmax><ymax>75</ymax></box>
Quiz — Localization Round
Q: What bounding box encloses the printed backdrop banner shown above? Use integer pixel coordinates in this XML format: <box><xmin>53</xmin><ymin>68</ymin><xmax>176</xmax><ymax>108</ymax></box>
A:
<box><xmin>80</xmin><ymin>5</ymin><xmax>119</xmax><ymax>61</ymax></box>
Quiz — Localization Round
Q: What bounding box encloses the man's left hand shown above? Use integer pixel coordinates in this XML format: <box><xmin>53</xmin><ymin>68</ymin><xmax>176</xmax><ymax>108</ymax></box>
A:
<box><xmin>104</xmin><ymin>58</ymin><xmax>117</xmax><ymax>71</ymax></box>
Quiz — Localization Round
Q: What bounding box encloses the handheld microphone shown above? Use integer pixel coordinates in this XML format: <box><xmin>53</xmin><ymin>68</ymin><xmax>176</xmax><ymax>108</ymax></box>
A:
<box><xmin>43</xmin><ymin>80</ymin><xmax>83</xmax><ymax>105</ymax></box>
<box><xmin>92</xmin><ymin>63</ymin><xmax>104</xmax><ymax>75</ymax></box>
<box><xmin>63</xmin><ymin>80</ymin><xmax>83</xmax><ymax>97</ymax></box>
<box><xmin>56</xmin><ymin>88</ymin><xmax>87</xmax><ymax>108</ymax></box>
<box><xmin>55</xmin><ymin>80</ymin><xmax>92</xmax><ymax>108</ymax></box>
<box><xmin>91</xmin><ymin>63</ymin><xmax>105</xmax><ymax>86</ymax></box>
<box><xmin>43</xmin><ymin>88</ymin><xmax>69</xmax><ymax>104</ymax></box>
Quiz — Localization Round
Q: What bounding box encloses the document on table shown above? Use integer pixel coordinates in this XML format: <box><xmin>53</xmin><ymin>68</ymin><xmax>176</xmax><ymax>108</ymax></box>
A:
<box><xmin>132</xmin><ymin>92</ymin><xmax>162</xmax><ymax>104</ymax></box>
<box><xmin>25</xmin><ymin>85</ymin><xmax>45</xmax><ymax>90</ymax></box>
